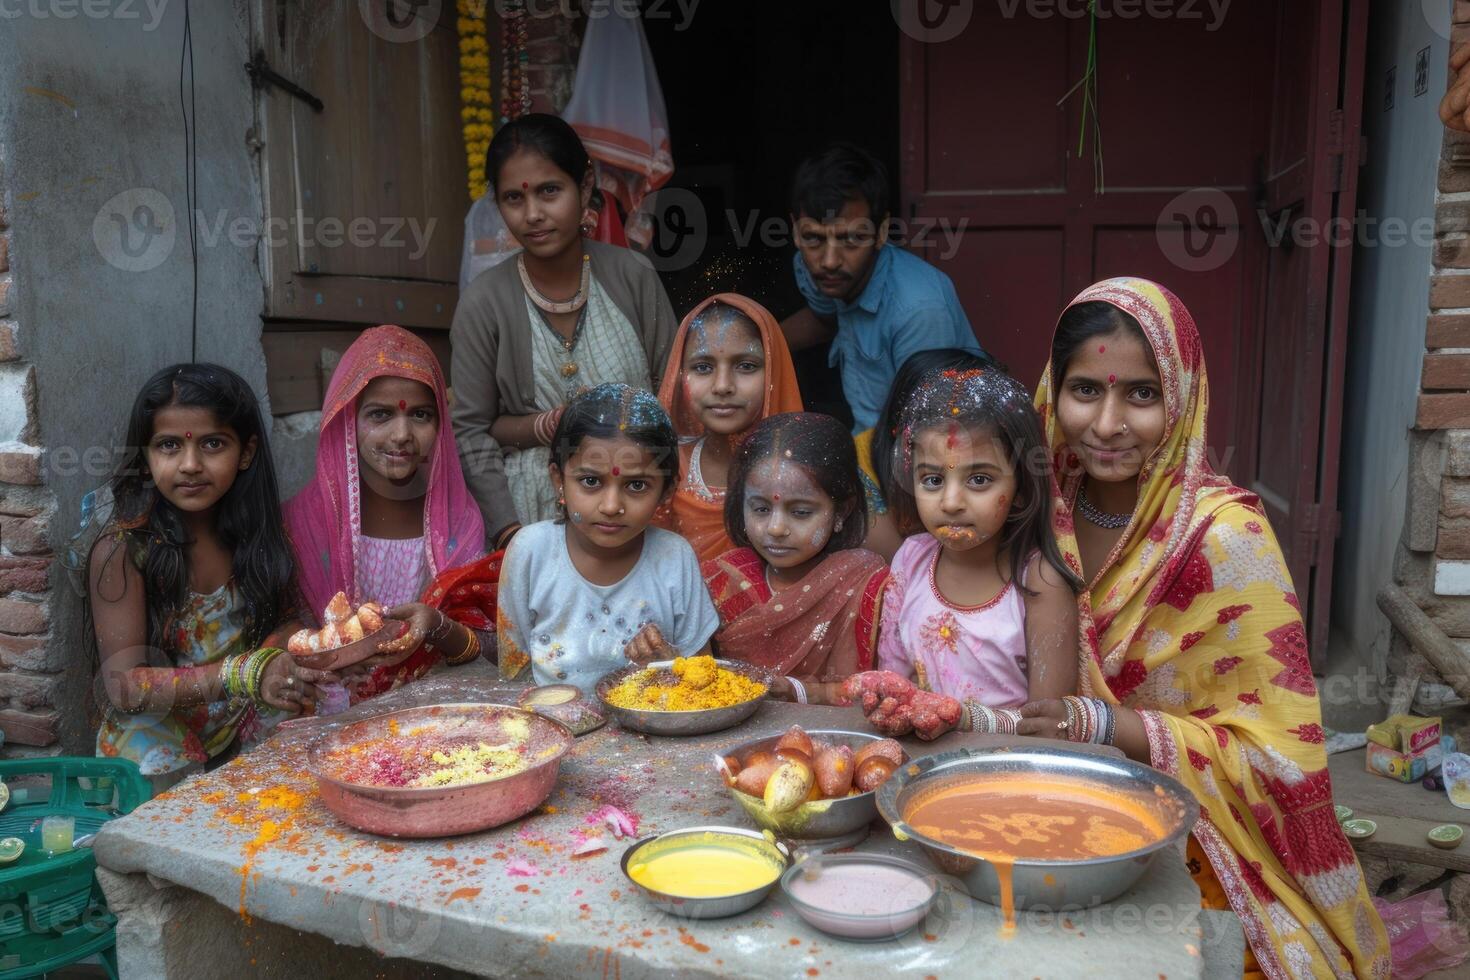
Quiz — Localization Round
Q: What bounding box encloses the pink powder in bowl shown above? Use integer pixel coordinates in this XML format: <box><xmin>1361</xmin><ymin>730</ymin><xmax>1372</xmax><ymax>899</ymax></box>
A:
<box><xmin>781</xmin><ymin>855</ymin><xmax>937</xmax><ymax>941</ymax></box>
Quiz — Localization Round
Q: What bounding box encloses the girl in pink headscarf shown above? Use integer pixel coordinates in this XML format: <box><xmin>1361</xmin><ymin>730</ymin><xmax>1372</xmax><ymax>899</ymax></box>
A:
<box><xmin>285</xmin><ymin>325</ymin><xmax>497</xmax><ymax>705</ymax></box>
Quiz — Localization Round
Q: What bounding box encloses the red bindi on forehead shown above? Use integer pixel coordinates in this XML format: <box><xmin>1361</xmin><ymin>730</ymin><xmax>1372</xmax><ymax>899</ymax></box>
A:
<box><xmin>611</xmin><ymin>466</ymin><xmax>620</xmax><ymax>476</ymax></box>
<box><xmin>184</xmin><ymin>431</ymin><xmax>192</xmax><ymax>440</ymax></box>
<box><xmin>398</xmin><ymin>400</ymin><xmax>407</xmax><ymax>411</ymax></box>
<box><xmin>1098</xmin><ymin>345</ymin><xmax>1107</xmax><ymax>354</ymax></box>
<box><xmin>521</xmin><ymin>181</ymin><xmax>529</xmax><ymax>190</ymax></box>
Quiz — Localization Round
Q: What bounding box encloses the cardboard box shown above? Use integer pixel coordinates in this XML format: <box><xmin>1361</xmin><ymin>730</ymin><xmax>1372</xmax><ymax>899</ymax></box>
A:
<box><xmin>1365</xmin><ymin>715</ymin><xmax>1443</xmax><ymax>782</ymax></box>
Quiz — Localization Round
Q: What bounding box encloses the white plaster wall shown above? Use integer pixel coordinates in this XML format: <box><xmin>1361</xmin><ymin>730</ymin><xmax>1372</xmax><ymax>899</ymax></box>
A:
<box><xmin>0</xmin><ymin>1</ymin><xmax>269</xmax><ymax>753</ymax></box>
<box><xmin>1331</xmin><ymin>1</ymin><xmax>1450</xmax><ymax>676</ymax></box>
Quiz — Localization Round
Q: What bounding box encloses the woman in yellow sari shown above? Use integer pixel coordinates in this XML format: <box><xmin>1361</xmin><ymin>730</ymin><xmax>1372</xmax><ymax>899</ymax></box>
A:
<box><xmin>1018</xmin><ymin>278</ymin><xmax>1389</xmax><ymax>979</ymax></box>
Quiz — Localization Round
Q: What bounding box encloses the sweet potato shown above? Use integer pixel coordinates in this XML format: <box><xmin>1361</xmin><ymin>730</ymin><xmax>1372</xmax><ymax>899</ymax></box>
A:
<box><xmin>854</xmin><ymin>738</ymin><xmax>903</xmax><ymax>768</ymax></box>
<box><xmin>813</xmin><ymin>743</ymin><xmax>854</xmax><ymax>798</ymax></box>
<box><xmin>774</xmin><ymin>725</ymin><xmax>814</xmax><ymax>758</ymax></box>
<box><xmin>734</xmin><ymin>757</ymin><xmax>779</xmax><ymax>797</ymax></box>
<box><xmin>854</xmin><ymin>756</ymin><xmax>897</xmax><ymax>793</ymax></box>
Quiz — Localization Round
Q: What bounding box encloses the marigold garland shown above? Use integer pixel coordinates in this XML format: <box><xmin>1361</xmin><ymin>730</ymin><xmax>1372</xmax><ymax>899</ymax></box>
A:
<box><xmin>457</xmin><ymin>1</ymin><xmax>494</xmax><ymax>200</ymax></box>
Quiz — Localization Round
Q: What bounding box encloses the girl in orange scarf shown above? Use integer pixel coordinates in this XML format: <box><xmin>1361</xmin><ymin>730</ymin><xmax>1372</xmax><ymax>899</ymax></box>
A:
<box><xmin>1017</xmin><ymin>278</ymin><xmax>1388</xmax><ymax>979</ymax></box>
<box><xmin>656</xmin><ymin>294</ymin><xmax>803</xmax><ymax>561</ymax></box>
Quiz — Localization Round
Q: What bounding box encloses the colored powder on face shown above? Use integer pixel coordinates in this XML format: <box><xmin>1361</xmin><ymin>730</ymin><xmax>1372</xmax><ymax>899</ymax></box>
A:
<box><xmin>628</xmin><ymin>837</ymin><xmax>782</xmax><ymax>897</ymax></box>
<box><xmin>786</xmin><ymin>862</ymin><xmax>933</xmax><ymax>917</ymax></box>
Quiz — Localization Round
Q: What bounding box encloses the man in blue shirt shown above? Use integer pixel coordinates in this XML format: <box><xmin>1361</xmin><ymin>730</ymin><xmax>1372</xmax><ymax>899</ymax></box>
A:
<box><xmin>779</xmin><ymin>143</ymin><xmax>982</xmax><ymax>433</ymax></box>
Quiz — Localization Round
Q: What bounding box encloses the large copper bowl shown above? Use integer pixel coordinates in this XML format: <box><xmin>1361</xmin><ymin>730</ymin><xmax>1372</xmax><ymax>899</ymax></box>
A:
<box><xmin>305</xmin><ymin>703</ymin><xmax>573</xmax><ymax>838</ymax></box>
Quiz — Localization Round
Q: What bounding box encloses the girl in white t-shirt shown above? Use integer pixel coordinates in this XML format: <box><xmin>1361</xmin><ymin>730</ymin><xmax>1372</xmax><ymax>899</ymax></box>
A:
<box><xmin>496</xmin><ymin>383</ymin><xmax>719</xmax><ymax>692</ymax></box>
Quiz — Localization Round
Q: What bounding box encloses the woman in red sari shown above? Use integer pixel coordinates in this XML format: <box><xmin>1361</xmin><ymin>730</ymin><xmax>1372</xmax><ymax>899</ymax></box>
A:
<box><xmin>703</xmin><ymin>413</ymin><xmax>887</xmax><ymax>705</ymax></box>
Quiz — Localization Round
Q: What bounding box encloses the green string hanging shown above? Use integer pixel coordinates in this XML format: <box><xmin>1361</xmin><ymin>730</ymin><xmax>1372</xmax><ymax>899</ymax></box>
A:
<box><xmin>1057</xmin><ymin>1</ymin><xmax>1105</xmax><ymax>193</ymax></box>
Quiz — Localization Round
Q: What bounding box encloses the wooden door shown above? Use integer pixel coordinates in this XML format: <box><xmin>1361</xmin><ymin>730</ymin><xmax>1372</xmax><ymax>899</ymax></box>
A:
<box><xmin>1246</xmin><ymin>0</ymin><xmax>1367</xmax><ymax>665</ymax></box>
<box><xmin>252</xmin><ymin>0</ymin><xmax>467</xmax><ymax>330</ymax></box>
<box><xmin>901</xmin><ymin>1</ymin><xmax>1367</xmax><ymax>662</ymax></box>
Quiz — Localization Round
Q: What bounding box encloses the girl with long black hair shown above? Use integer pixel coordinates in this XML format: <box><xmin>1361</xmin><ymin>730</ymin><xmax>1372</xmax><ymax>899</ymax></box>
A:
<box><xmin>80</xmin><ymin>364</ymin><xmax>332</xmax><ymax>789</ymax></box>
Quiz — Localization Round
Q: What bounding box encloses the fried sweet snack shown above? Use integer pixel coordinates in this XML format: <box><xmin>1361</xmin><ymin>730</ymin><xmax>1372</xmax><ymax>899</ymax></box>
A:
<box><xmin>288</xmin><ymin>592</ymin><xmax>388</xmax><ymax>655</ymax></box>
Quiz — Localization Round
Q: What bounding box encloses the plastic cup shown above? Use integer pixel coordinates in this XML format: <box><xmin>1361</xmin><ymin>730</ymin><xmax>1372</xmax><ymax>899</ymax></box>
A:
<box><xmin>1442</xmin><ymin>752</ymin><xmax>1470</xmax><ymax>809</ymax></box>
<box><xmin>41</xmin><ymin>815</ymin><xmax>74</xmax><ymax>854</ymax></box>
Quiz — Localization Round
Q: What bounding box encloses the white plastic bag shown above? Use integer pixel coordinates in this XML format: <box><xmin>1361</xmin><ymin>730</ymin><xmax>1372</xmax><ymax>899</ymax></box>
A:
<box><xmin>460</xmin><ymin>193</ymin><xmax>520</xmax><ymax>290</ymax></box>
<box><xmin>561</xmin><ymin>10</ymin><xmax>672</xmax><ymax>248</ymax></box>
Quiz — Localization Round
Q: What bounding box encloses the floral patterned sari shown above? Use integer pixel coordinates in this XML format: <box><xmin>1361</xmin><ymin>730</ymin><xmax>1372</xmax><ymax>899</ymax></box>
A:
<box><xmin>1037</xmin><ymin>278</ymin><xmax>1389</xmax><ymax>979</ymax></box>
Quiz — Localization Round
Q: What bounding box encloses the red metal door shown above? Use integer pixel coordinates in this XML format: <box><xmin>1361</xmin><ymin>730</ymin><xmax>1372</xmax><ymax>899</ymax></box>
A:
<box><xmin>899</xmin><ymin>0</ymin><xmax>1367</xmax><ymax>664</ymax></box>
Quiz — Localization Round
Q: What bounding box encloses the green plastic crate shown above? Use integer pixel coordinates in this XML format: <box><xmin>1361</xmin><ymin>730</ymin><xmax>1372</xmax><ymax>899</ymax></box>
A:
<box><xmin>0</xmin><ymin>758</ymin><xmax>150</xmax><ymax>979</ymax></box>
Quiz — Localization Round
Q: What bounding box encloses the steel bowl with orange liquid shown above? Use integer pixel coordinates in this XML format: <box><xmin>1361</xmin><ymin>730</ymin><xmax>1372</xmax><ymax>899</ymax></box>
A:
<box><xmin>876</xmin><ymin>747</ymin><xmax>1196</xmax><ymax>932</ymax></box>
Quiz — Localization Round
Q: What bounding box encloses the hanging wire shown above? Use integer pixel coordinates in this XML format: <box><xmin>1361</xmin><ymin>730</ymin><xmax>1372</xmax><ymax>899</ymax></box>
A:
<box><xmin>178</xmin><ymin>0</ymin><xmax>198</xmax><ymax>361</ymax></box>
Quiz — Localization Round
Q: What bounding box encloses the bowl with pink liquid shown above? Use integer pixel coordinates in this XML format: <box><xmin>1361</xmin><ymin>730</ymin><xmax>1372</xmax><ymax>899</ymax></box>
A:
<box><xmin>779</xmin><ymin>852</ymin><xmax>938</xmax><ymax>941</ymax></box>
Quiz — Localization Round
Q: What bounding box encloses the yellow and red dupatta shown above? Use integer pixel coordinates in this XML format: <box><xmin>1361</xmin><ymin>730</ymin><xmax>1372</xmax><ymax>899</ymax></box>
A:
<box><xmin>1037</xmin><ymin>278</ymin><xmax>1388</xmax><ymax>979</ymax></box>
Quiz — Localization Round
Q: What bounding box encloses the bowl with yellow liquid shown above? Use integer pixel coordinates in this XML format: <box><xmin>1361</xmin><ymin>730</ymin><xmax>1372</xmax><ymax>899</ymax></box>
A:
<box><xmin>620</xmin><ymin>825</ymin><xmax>790</xmax><ymax>918</ymax></box>
<box><xmin>877</xmin><ymin>747</ymin><xmax>1196</xmax><ymax>922</ymax></box>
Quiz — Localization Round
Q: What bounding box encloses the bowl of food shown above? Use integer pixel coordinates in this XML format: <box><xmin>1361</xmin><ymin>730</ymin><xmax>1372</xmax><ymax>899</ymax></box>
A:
<box><xmin>289</xmin><ymin>591</ymin><xmax>408</xmax><ymax>671</ymax></box>
<box><xmin>621</xmin><ymin>825</ymin><xmax>790</xmax><ymax>919</ymax></box>
<box><xmin>876</xmin><ymin>747</ymin><xmax>1197</xmax><ymax>921</ymax></box>
<box><xmin>781</xmin><ymin>852</ymin><xmax>938</xmax><ymax>941</ymax></box>
<box><xmin>716</xmin><ymin>727</ymin><xmax>906</xmax><ymax>842</ymax></box>
<box><xmin>305</xmin><ymin>703</ymin><xmax>573</xmax><ymax>837</ymax></box>
<box><xmin>595</xmin><ymin>656</ymin><xmax>771</xmax><ymax>737</ymax></box>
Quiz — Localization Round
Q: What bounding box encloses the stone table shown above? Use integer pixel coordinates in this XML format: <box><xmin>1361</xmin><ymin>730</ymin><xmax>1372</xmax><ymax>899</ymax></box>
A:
<box><xmin>93</xmin><ymin>664</ymin><xmax>1224</xmax><ymax>978</ymax></box>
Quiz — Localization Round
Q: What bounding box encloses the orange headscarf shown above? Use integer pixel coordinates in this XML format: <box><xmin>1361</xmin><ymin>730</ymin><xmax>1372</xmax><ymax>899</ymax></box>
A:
<box><xmin>655</xmin><ymin>294</ymin><xmax>802</xmax><ymax>561</ymax></box>
<box><xmin>1037</xmin><ymin>278</ymin><xmax>1388</xmax><ymax>979</ymax></box>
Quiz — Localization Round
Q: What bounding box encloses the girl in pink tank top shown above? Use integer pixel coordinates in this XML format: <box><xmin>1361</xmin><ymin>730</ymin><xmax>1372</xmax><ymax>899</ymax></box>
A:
<box><xmin>852</xmin><ymin>367</ymin><xmax>1082</xmax><ymax>739</ymax></box>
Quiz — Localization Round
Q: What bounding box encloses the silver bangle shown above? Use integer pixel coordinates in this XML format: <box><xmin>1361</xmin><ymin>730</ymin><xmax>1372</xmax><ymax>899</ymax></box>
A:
<box><xmin>787</xmin><ymin>676</ymin><xmax>808</xmax><ymax>705</ymax></box>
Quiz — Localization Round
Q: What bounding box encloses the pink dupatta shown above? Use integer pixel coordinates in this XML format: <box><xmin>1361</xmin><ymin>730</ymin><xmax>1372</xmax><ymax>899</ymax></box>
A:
<box><xmin>284</xmin><ymin>325</ymin><xmax>485</xmax><ymax>625</ymax></box>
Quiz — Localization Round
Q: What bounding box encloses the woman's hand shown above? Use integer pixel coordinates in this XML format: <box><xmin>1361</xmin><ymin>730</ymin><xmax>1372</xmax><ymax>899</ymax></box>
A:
<box><xmin>260</xmin><ymin>656</ymin><xmax>336</xmax><ymax>714</ymax></box>
<box><xmin>623</xmin><ymin>624</ymin><xmax>676</xmax><ymax>665</ymax></box>
<box><xmin>352</xmin><ymin>603</ymin><xmax>437</xmax><ymax>670</ymax></box>
<box><xmin>1016</xmin><ymin>699</ymin><xmax>1072</xmax><ymax>740</ymax></box>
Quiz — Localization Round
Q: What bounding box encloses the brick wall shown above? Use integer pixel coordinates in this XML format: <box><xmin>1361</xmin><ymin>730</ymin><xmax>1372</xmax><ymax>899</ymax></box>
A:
<box><xmin>0</xmin><ymin>146</ymin><xmax>62</xmax><ymax>752</ymax></box>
